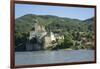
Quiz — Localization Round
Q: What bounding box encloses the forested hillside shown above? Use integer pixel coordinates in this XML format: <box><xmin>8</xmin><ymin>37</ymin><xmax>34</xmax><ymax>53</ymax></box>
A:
<box><xmin>15</xmin><ymin>14</ymin><xmax>93</xmax><ymax>33</ymax></box>
<box><xmin>15</xmin><ymin>14</ymin><xmax>94</xmax><ymax>51</ymax></box>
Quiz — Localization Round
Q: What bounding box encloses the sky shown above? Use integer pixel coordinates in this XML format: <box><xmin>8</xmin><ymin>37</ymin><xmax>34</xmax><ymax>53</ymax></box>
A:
<box><xmin>15</xmin><ymin>4</ymin><xmax>95</xmax><ymax>20</ymax></box>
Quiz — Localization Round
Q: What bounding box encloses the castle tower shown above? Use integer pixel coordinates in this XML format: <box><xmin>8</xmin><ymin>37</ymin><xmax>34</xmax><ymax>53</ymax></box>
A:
<box><xmin>50</xmin><ymin>32</ymin><xmax>55</xmax><ymax>41</ymax></box>
<box><xmin>26</xmin><ymin>19</ymin><xmax>47</xmax><ymax>51</ymax></box>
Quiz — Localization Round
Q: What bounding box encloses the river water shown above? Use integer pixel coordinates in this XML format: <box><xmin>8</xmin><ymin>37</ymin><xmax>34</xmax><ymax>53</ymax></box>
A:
<box><xmin>15</xmin><ymin>50</ymin><xmax>94</xmax><ymax>65</ymax></box>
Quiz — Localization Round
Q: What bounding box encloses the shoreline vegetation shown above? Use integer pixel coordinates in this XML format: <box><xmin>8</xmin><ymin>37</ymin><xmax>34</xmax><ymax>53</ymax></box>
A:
<box><xmin>15</xmin><ymin>49</ymin><xmax>94</xmax><ymax>53</ymax></box>
<box><xmin>15</xmin><ymin>14</ymin><xmax>95</xmax><ymax>51</ymax></box>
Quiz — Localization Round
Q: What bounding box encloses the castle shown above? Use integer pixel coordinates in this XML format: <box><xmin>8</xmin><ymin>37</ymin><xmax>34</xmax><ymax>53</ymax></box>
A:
<box><xmin>26</xmin><ymin>19</ymin><xmax>64</xmax><ymax>51</ymax></box>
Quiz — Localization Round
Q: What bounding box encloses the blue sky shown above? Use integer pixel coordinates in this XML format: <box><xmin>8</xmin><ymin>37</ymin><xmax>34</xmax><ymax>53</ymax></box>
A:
<box><xmin>15</xmin><ymin>4</ymin><xmax>94</xmax><ymax>20</ymax></box>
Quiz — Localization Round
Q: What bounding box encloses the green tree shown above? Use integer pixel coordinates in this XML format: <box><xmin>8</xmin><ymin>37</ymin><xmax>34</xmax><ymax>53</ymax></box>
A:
<box><xmin>62</xmin><ymin>33</ymin><xmax>73</xmax><ymax>48</ymax></box>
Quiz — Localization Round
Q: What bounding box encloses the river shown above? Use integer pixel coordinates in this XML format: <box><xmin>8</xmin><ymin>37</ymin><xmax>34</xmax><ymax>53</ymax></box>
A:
<box><xmin>15</xmin><ymin>50</ymin><xmax>94</xmax><ymax>65</ymax></box>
